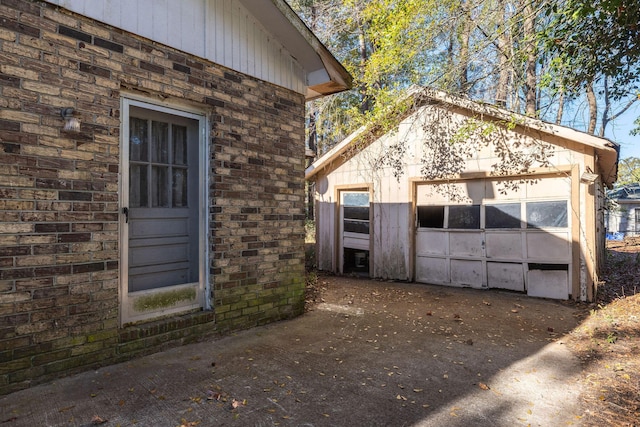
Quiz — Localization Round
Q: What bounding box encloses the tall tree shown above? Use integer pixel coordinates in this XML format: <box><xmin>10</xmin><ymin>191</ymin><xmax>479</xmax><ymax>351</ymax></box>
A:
<box><xmin>541</xmin><ymin>0</ymin><xmax>640</xmax><ymax>133</ymax></box>
<box><xmin>289</xmin><ymin>0</ymin><xmax>639</xmax><ymax>155</ymax></box>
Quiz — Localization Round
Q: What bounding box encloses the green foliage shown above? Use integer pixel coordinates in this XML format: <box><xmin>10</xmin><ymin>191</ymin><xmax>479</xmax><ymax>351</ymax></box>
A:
<box><xmin>291</xmin><ymin>0</ymin><xmax>639</xmax><ymax>168</ymax></box>
<box><xmin>632</xmin><ymin>115</ymin><xmax>640</xmax><ymax>136</ymax></box>
<box><xmin>617</xmin><ymin>157</ymin><xmax>640</xmax><ymax>185</ymax></box>
<box><xmin>541</xmin><ymin>0</ymin><xmax>640</xmax><ymax>99</ymax></box>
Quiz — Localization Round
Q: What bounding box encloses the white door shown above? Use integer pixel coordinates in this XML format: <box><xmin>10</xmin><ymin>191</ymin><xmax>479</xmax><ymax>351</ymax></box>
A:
<box><xmin>120</xmin><ymin>99</ymin><xmax>207</xmax><ymax>325</ymax></box>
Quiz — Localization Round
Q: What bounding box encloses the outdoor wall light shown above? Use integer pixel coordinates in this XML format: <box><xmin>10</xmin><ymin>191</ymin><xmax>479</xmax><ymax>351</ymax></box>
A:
<box><xmin>61</xmin><ymin>107</ymin><xmax>81</xmax><ymax>132</ymax></box>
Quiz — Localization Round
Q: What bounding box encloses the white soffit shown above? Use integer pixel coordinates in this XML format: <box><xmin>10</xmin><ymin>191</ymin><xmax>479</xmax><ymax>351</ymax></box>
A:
<box><xmin>239</xmin><ymin>0</ymin><xmax>352</xmax><ymax>99</ymax></box>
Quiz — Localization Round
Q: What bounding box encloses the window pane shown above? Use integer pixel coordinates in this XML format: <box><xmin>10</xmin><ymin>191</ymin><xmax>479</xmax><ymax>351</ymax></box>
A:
<box><xmin>417</xmin><ymin>206</ymin><xmax>444</xmax><ymax>228</ymax></box>
<box><xmin>526</xmin><ymin>201</ymin><xmax>568</xmax><ymax>228</ymax></box>
<box><xmin>173</xmin><ymin>125</ymin><xmax>188</xmax><ymax>166</ymax></box>
<box><xmin>130</xmin><ymin>118</ymin><xmax>148</xmax><ymax>162</ymax></box>
<box><xmin>344</xmin><ymin>206</ymin><xmax>369</xmax><ymax>220</ymax></box>
<box><xmin>344</xmin><ymin>220</ymin><xmax>369</xmax><ymax>234</ymax></box>
<box><xmin>129</xmin><ymin>164</ymin><xmax>148</xmax><ymax>207</ymax></box>
<box><xmin>343</xmin><ymin>192</ymin><xmax>369</xmax><ymax>207</ymax></box>
<box><xmin>486</xmin><ymin>203</ymin><xmax>521</xmax><ymax>228</ymax></box>
<box><xmin>449</xmin><ymin>205</ymin><xmax>480</xmax><ymax>229</ymax></box>
<box><xmin>152</xmin><ymin>121</ymin><xmax>169</xmax><ymax>163</ymax></box>
<box><xmin>172</xmin><ymin>168</ymin><xmax>188</xmax><ymax>207</ymax></box>
<box><xmin>152</xmin><ymin>166</ymin><xmax>169</xmax><ymax>207</ymax></box>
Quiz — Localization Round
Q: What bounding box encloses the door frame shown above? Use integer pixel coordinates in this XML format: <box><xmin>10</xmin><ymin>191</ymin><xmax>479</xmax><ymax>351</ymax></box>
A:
<box><xmin>119</xmin><ymin>95</ymin><xmax>209</xmax><ymax>326</ymax></box>
<box><xmin>336</xmin><ymin>186</ymin><xmax>373</xmax><ymax>275</ymax></box>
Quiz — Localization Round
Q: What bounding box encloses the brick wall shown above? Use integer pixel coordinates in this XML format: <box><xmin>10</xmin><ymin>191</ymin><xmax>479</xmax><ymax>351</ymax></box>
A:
<box><xmin>0</xmin><ymin>0</ymin><xmax>306</xmax><ymax>394</ymax></box>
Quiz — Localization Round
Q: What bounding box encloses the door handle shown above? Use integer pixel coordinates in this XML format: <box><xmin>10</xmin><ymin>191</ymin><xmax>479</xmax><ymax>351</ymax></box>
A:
<box><xmin>122</xmin><ymin>207</ymin><xmax>129</xmax><ymax>224</ymax></box>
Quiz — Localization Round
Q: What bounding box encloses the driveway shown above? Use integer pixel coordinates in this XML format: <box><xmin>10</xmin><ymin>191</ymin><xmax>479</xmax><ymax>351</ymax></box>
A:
<box><xmin>0</xmin><ymin>276</ymin><xmax>586</xmax><ymax>426</ymax></box>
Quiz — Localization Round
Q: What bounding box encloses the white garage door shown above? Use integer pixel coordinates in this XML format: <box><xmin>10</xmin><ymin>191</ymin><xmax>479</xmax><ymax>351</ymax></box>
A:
<box><xmin>415</xmin><ymin>178</ymin><xmax>572</xmax><ymax>299</ymax></box>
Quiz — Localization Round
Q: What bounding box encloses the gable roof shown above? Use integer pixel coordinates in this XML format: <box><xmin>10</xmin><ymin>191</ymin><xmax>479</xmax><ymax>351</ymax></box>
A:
<box><xmin>305</xmin><ymin>87</ymin><xmax>620</xmax><ymax>185</ymax></box>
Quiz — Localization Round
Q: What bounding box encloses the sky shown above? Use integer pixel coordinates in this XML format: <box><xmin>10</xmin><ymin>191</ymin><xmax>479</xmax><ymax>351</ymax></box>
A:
<box><xmin>604</xmin><ymin>103</ymin><xmax>640</xmax><ymax>160</ymax></box>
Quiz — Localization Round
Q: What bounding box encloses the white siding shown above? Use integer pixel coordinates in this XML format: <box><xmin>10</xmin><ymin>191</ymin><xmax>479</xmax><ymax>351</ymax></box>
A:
<box><xmin>49</xmin><ymin>0</ymin><xmax>306</xmax><ymax>94</ymax></box>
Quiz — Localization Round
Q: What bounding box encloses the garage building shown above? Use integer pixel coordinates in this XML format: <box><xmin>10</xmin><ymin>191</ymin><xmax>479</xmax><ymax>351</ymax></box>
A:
<box><xmin>306</xmin><ymin>88</ymin><xmax>619</xmax><ymax>301</ymax></box>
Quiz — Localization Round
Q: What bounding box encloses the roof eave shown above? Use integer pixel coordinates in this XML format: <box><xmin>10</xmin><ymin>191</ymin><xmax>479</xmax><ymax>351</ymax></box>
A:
<box><xmin>239</xmin><ymin>0</ymin><xmax>352</xmax><ymax>100</ymax></box>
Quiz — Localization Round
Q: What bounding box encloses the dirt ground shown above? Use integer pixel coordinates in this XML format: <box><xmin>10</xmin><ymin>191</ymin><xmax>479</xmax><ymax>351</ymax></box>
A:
<box><xmin>566</xmin><ymin>237</ymin><xmax>640</xmax><ymax>426</ymax></box>
<box><xmin>304</xmin><ymin>237</ymin><xmax>640</xmax><ymax>427</ymax></box>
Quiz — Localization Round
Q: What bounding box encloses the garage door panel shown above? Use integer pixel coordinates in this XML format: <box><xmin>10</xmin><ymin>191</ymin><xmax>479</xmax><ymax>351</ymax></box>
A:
<box><xmin>416</xmin><ymin>256</ymin><xmax>449</xmax><ymax>283</ymax></box>
<box><xmin>485</xmin><ymin>232</ymin><xmax>522</xmax><ymax>259</ymax></box>
<box><xmin>449</xmin><ymin>232</ymin><xmax>483</xmax><ymax>256</ymax></box>
<box><xmin>450</xmin><ymin>259</ymin><xmax>483</xmax><ymax>287</ymax></box>
<box><xmin>526</xmin><ymin>232</ymin><xmax>570</xmax><ymax>260</ymax></box>
<box><xmin>416</xmin><ymin>230</ymin><xmax>447</xmax><ymax>255</ymax></box>
<box><xmin>487</xmin><ymin>262</ymin><xmax>524</xmax><ymax>291</ymax></box>
<box><xmin>527</xmin><ymin>269</ymin><xmax>568</xmax><ymax>299</ymax></box>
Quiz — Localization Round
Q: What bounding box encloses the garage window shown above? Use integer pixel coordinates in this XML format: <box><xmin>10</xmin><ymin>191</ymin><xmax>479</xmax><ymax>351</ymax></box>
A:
<box><xmin>486</xmin><ymin>203</ymin><xmax>521</xmax><ymax>229</ymax></box>
<box><xmin>343</xmin><ymin>193</ymin><xmax>370</xmax><ymax>234</ymax></box>
<box><xmin>448</xmin><ymin>205</ymin><xmax>480</xmax><ymax>229</ymax></box>
<box><xmin>526</xmin><ymin>200</ymin><xmax>568</xmax><ymax>228</ymax></box>
<box><xmin>418</xmin><ymin>205</ymin><xmax>445</xmax><ymax>228</ymax></box>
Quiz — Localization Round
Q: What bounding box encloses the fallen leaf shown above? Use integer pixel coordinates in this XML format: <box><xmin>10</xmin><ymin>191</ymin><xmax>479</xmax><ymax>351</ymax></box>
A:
<box><xmin>91</xmin><ymin>415</ymin><xmax>108</xmax><ymax>425</ymax></box>
<box><xmin>478</xmin><ymin>382</ymin><xmax>490</xmax><ymax>390</ymax></box>
<box><xmin>206</xmin><ymin>390</ymin><xmax>221</xmax><ymax>400</ymax></box>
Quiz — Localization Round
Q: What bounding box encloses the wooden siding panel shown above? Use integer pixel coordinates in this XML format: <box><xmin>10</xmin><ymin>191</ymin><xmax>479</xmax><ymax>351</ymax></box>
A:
<box><xmin>120</xmin><ymin>2</ymin><xmax>139</xmax><ymax>33</ymax></box>
<box><xmin>138</xmin><ymin>0</ymin><xmax>155</xmax><ymax>38</ymax></box>
<box><xmin>152</xmin><ymin>0</ymin><xmax>168</xmax><ymax>43</ymax></box>
<box><xmin>48</xmin><ymin>0</ymin><xmax>306</xmax><ymax>94</ymax></box>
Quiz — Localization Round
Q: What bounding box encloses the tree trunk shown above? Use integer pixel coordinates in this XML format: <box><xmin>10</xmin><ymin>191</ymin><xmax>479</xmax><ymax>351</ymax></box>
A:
<box><xmin>600</xmin><ymin>78</ymin><xmax>610</xmax><ymax>137</ymax></box>
<box><xmin>586</xmin><ymin>81</ymin><xmax>597</xmax><ymax>134</ymax></box>
<box><xmin>494</xmin><ymin>0</ymin><xmax>509</xmax><ymax>107</ymax></box>
<box><xmin>555</xmin><ymin>89</ymin><xmax>564</xmax><ymax>124</ymax></box>
<box><xmin>359</xmin><ymin>29</ymin><xmax>370</xmax><ymax>113</ymax></box>
<box><xmin>523</xmin><ymin>1</ymin><xmax>537</xmax><ymax>117</ymax></box>
<box><xmin>459</xmin><ymin>1</ymin><xmax>471</xmax><ymax>94</ymax></box>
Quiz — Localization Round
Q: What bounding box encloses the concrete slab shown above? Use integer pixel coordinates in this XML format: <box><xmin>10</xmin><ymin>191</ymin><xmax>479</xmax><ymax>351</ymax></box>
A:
<box><xmin>0</xmin><ymin>277</ymin><xmax>586</xmax><ymax>426</ymax></box>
